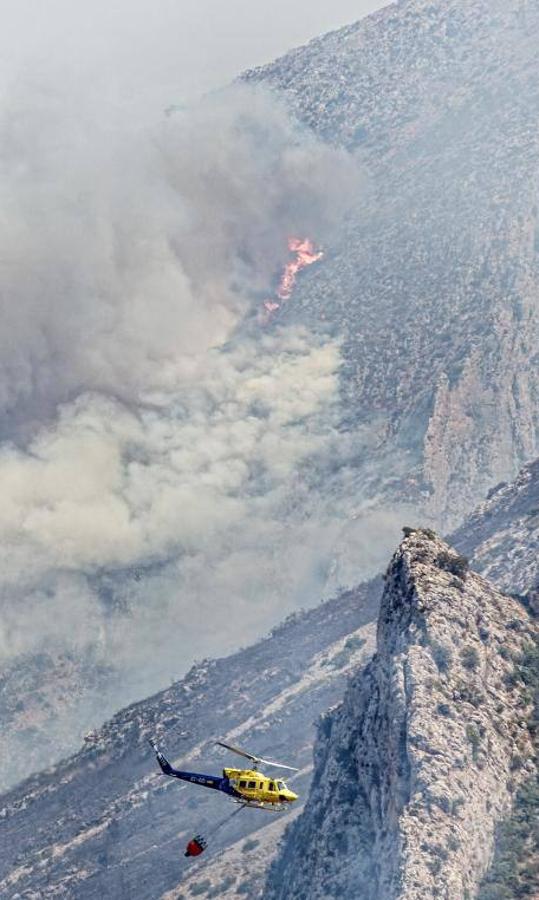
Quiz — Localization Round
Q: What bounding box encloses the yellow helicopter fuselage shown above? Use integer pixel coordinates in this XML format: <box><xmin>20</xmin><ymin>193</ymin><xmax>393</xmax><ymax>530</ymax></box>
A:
<box><xmin>223</xmin><ymin>767</ymin><xmax>298</xmax><ymax>805</ymax></box>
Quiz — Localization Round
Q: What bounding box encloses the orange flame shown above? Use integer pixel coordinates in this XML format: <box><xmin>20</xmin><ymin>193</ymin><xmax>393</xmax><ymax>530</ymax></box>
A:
<box><xmin>262</xmin><ymin>237</ymin><xmax>323</xmax><ymax>319</ymax></box>
<box><xmin>278</xmin><ymin>237</ymin><xmax>324</xmax><ymax>300</ymax></box>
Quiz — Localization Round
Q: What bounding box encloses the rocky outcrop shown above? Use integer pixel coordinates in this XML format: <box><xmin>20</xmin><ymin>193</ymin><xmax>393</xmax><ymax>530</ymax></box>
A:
<box><xmin>264</xmin><ymin>531</ymin><xmax>536</xmax><ymax>899</ymax></box>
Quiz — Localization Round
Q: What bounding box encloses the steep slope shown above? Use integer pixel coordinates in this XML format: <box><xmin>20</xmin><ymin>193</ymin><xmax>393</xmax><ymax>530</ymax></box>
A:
<box><xmin>264</xmin><ymin>531</ymin><xmax>536</xmax><ymax>899</ymax></box>
<box><xmin>452</xmin><ymin>457</ymin><xmax>539</xmax><ymax>600</ymax></box>
<box><xmin>0</xmin><ymin>459</ymin><xmax>538</xmax><ymax>899</ymax></box>
<box><xmin>0</xmin><ymin>651</ymin><xmax>117</xmax><ymax>793</ymax></box>
<box><xmin>0</xmin><ymin>581</ymin><xmax>379</xmax><ymax>900</ymax></box>
<box><xmin>247</xmin><ymin>0</ymin><xmax>539</xmax><ymax>526</ymax></box>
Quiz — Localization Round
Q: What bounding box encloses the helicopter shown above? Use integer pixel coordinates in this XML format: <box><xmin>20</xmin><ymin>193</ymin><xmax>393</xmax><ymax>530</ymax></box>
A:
<box><xmin>149</xmin><ymin>738</ymin><xmax>299</xmax><ymax>811</ymax></box>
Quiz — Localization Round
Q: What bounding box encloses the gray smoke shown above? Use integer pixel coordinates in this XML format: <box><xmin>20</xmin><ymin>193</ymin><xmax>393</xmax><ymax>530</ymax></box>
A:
<box><xmin>0</xmin><ymin>79</ymin><xmax>353</xmax><ymax>427</ymax></box>
<box><xmin>0</xmin><ymin>74</ymin><xmax>409</xmax><ymax>785</ymax></box>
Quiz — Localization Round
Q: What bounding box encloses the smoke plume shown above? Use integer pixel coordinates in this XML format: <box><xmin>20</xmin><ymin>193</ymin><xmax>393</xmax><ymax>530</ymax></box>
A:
<box><xmin>0</xmin><ymin>74</ymin><xmax>407</xmax><ymax>786</ymax></box>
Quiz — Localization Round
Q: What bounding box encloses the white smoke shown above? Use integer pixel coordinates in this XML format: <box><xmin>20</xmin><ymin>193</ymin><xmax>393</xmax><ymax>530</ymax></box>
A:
<box><xmin>0</xmin><ymin>73</ymin><xmax>410</xmax><ymax>785</ymax></box>
<box><xmin>0</xmin><ymin>332</ymin><xmax>340</xmax><ymax>596</ymax></box>
<box><xmin>0</xmin><ymin>78</ymin><xmax>354</xmax><ymax>424</ymax></box>
<box><xmin>0</xmin><ymin>77</ymin><xmax>362</xmax><ymax>674</ymax></box>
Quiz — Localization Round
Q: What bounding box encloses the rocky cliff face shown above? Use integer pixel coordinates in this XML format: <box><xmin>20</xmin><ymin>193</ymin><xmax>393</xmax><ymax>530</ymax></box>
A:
<box><xmin>247</xmin><ymin>0</ymin><xmax>539</xmax><ymax>527</ymax></box>
<box><xmin>264</xmin><ymin>531</ymin><xmax>536</xmax><ymax>900</ymax></box>
<box><xmin>0</xmin><ymin>458</ymin><xmax>537</xmax><ymax>899</ymax></box>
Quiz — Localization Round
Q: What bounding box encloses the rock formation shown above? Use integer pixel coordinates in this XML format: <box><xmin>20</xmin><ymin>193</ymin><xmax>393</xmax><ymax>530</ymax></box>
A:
<box><xmin>264</xmin><ymin>531</ymin><xmax>536</xmax><ymax>899</ymax></box>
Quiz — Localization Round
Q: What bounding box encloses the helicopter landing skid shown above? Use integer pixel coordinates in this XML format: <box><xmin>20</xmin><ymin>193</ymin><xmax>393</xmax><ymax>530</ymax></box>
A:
<box><xmin>231</xmin><ymin>799</ymin><xmax>284</xmax><ymax>812</ymax></box>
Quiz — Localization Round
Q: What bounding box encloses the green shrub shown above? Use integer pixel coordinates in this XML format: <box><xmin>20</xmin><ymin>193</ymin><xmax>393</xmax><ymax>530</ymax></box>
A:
<box><xmin>242</xmin><ymin>838</ymin><xmax>260</xmax><ymax>853</ymax></box>
<box><xmin>190</xmin><ymin>880</ymin><xmax>211</xmax><ymax>896</ymax></box>
<box><xmin>466</xmin><ymin>724</ymin><xmax>481</xmax><ymax>762</ymax></box>
<box><xmin>345</xmin><ymin>635</ymin><xmax>366</xmax><ymax>652</ymax></box>
<box><xmin>477</xmin><ymin>775</ymin><xmax>539</xmax><ymax>899</ymax></box>
<box><xmin>461</xmin><ymin>645</ymin><xmax>480</xmax><ymax>671</ymax></box>
<box><xmin>431</xmin><ymin>641</ymin><xmax>453</xmax><ymax>673</ymax></box>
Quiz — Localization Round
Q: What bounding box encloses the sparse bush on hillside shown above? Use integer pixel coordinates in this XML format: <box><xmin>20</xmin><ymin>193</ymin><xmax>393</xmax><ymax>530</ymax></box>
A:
<box><xmin>190</xmin><ymin>879</ymin><xmax>211</xmax><ymax>896</ymax></box>
<box><xmin>242</xmin><ymin>838</ymin><xmax>260</xmax><ymax>853</ymax></box>
<box><xmin>477</xmin><ymin>775</ymin><xmax>539</xmax><ymax>899</ymax></box>
<box><xmin>455</xmin><ymin>681</ymin><xmax>484</xmax><ymax>708</ymax></box>
<box><xmin>461</xmin><ymin>646</ymin><xmax>480</xmax><ymax>671</ymax></box>
<box><xmin>436</xmin><ymin>550</ymin><xmax>470</xmax><ymax>579</ymax></box>
<box><xmin>430</xmin><ymin>640</ymin><xmax>453</xmax><ymax>674</ymax></box>
<box><xmin>466</xmin><ymin>724</ymin><xmax>482</xmax><ymax>762</ymax></box>
<box><xmin>345</xmin><ymin>635</ymin><xmax>366</xmax><ymax>652</ymax></box>
<box><xmin>402</xmin><ymin>526</ymin><xmax>436</xmax><ymax>540</ymax></box>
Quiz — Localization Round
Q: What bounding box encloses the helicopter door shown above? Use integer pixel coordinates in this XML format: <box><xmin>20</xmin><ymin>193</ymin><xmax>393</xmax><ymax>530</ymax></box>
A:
<box><xmin>238</xmin><ymin>779</ymin><xmax>257</xmax><ymax>796</ymax></box>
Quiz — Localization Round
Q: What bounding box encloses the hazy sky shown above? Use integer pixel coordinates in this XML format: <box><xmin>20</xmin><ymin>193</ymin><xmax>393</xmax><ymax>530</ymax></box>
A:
<box><xmin>1</xmin><ymin>0</ymin><xmax>389</xmax><ymax>109</ymax></box>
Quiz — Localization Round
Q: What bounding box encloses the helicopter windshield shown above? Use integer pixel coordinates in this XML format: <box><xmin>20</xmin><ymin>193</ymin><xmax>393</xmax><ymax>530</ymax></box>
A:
<box><xmin>277</xmin><ymin>781</ymin><xmax>287</xmax><ymax>790</ymax></box>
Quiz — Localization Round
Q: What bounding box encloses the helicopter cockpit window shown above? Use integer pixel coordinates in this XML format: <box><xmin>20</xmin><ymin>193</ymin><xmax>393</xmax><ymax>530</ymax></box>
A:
<box><xmin>248</xmin><ymin>781</ymin><xmax>256</xmax><ymax>789</ymax></box>
<box><xmin>277</xmin><ymin>781</ymin><xmax>286</xmax><ymax>790</ymax></box>
<box><xmin>268</xmin><ymin>782</ymin><xmax>276</xmax><ymax>791</ymax></box>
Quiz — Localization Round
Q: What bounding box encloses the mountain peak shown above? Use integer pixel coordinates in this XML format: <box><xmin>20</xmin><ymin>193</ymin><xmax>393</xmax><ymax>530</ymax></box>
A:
<box><xmin>265</xmin><ymin>531</ymin><xmax>535</xmax><ymax>899</ymax></box>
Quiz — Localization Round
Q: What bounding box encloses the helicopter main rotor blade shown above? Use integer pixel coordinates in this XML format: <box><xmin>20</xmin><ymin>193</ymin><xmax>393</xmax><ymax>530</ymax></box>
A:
<box><xmin>215</xmin><ymin>740</ymin><xmax>258</xmax><ymax>764</ymax></box>
<box><xmin>215</xmin><ymin>740</ymin><xmax>298</xmax><ymax>772</ymax></box>
<box><xmin>256</xmin><ymin>758</ymin><xmax>299</xmax><ymax>772</ymax></box>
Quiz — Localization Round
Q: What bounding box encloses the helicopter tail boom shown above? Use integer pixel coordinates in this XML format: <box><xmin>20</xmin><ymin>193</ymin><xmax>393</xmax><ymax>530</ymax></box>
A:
<box><xmin>150</xmin><ymin>740</ymin><xmax>223</xmax><ymax>791</ymax></box>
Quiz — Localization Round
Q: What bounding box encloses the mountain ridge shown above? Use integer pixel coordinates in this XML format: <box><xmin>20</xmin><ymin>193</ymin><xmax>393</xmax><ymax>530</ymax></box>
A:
<box><xmin>263</xmin><ymin>531</ymin><xmax>536</xmax><ymax>899</ymax></box>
